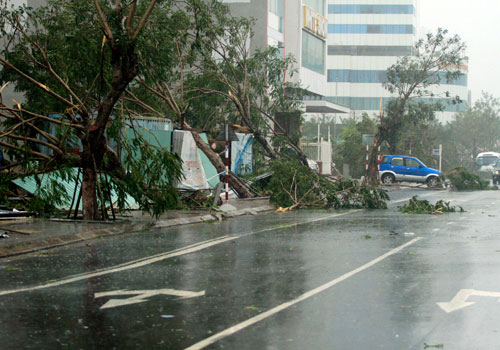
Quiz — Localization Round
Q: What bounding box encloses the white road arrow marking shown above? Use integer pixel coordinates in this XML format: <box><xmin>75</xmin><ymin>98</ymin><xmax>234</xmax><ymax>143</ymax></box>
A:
<box><xmin>437</xmin><ymin>289</ymin><xmax>500</xmax><ymax>313</ymax></box>
<box><xmin>94</xmin><ymin>288</ymin><xmax>205</xmax><ymax>309</ymax></box>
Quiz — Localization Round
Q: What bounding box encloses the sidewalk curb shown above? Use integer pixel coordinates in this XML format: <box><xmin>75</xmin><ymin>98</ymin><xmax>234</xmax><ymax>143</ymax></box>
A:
<box><xmin>0</xmin><ymin>204</ymin><xmax>275</xmax><ymax>258</ymax></box>
<box><xmin>0</xmin><ymin>223</ymin><xmax>148</xmax><ymax>258</ymax></box>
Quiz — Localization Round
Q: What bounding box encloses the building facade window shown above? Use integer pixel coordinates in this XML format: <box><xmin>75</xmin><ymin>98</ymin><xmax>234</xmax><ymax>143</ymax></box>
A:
<box><xmin>327</xmin><ymin>70</ymin><xmax>387</xmax><ymax>83</ymax></box>
<box><xmin>268</xmin><ymin>0</ymin><xmax>281</xmax><ymax>15</ymax></box>
<box><xmin>327</xmin><ymin>69</ymin><xmax>468</xmax><ymax>86</ymax></box>
<box><xmin>302</xmin><ymin>30</ymin><xmax>325</xmax><ymax>75</ymax></box>
<box><xmin>303</xmin><ymin>0</ymin><xmax>325</xmax><ymax>16</ymax></box>
<box><xmin>328</xmin><ymin>24</ymin><xmax>414</xmax><ymax>34</ymax></box>
<box><xmin>268</xmin><ymin>0</ymin><xmax>284</xmax><ymax>32</ymax></box>
<box><xmin>328</xmin><ymin>45</ymin><xmax>413</xmax><ymax>56</ymax></box>
<box><xmin>326</xmin><ymin>96</ymin><xmax>467</xmax><ymax>112</ymax></box>
<box><xmin>328</xmin><ymin>4</ymin><xmax>414</xmax><ymax>14</ymax></box>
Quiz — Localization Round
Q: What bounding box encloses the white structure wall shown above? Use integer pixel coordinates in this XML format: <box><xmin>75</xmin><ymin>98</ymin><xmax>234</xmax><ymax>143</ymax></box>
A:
<box><xmin>225</xmin><ymin>0</ymin><xmax>330</xmax><ymax>98</ymax></box>
<box><xmin>284</xmin><ymin>0</ymin><xmax>330</xmax><ymax>98</ymax></box>
<box><xmin>326</xmin><ymin>0</ymin><xmax>469</xmax><ymax>123</ymax></box>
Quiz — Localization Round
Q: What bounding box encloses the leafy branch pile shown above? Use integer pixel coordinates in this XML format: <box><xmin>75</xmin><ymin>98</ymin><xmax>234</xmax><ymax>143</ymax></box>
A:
<box><xmin>267</xmin><ymin>161</ymin><xmax>389</xmax><ymax>211</ymax></box>
<box><xmin>399</xmin><ymin>196</ymin><xmax>463</xmax><ymax>214</ymax></box>
<box><xmin>445</xmin><ymin>167</ymin><xmax>490</xmax><ymax>190</ymax></box>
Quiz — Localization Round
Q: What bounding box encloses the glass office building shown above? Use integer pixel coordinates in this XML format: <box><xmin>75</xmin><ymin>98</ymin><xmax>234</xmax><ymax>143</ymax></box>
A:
<box><xmin>326</xmin><ymin>0</ymin><xmax>469</xmax><ymax>122</ymax></box>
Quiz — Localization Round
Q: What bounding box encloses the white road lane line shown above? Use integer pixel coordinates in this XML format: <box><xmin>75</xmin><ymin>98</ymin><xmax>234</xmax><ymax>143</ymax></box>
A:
<box><xmin>0</xmin><ymin>235</ymin><xmax>236</xmax><ymax>296</ymax></box>
<box><xmin>0</xmin><ymin>211</ymin><xmax>357</xmax><ymax>297</ymax></box>
<box><xmin>185</xmin><ymin>237</ymin><xmax>424</xmax><ymax>350</ymax></box>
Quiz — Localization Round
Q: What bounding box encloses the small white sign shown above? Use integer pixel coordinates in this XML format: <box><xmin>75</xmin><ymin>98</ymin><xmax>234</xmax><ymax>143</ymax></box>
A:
<box><xmin>432</xmin><ymin>149</ymin><xmax>441</xmax><ymax>155</ymax></box>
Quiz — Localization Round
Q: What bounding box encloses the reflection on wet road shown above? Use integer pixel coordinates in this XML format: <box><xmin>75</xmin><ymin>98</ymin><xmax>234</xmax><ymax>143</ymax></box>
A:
<box><xmin>1</xmin><ymin>188</ymin><xmax>500</xmax><ymax>349</ymax></box>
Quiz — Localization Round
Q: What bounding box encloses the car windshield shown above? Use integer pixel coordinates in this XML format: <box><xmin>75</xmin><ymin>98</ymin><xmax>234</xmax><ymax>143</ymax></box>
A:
<box><xmin>416</xmin><ymin>159</ymin><xmax>427</xmax><ymax>168</ymax></box>
<box><xmin>477</xmin><ymin>156</ymin><xmax>498</xmax><ymax>166</ymax></box>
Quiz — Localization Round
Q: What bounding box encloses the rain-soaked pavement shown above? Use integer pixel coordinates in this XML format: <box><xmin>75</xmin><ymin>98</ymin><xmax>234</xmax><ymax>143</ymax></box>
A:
<box><xmin>1</xmin><ymin>188</ymin><xmax>500</xmax><ymax>349</ymax></box>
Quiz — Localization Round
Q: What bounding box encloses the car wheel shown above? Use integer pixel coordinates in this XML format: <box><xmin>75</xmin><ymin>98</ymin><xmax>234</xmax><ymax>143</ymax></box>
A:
<box><xmin>427</xmin><ymin>176</ymin><xmax>439</xmax><ymax>188</ymax></box>
<box><xmin>381</xmin><ymin>173</ymin><xmax>395</xmax><ymax>185</ymax></box>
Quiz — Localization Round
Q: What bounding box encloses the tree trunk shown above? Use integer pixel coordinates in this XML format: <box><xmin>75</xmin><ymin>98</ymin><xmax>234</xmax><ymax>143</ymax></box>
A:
<box><xmin>81</xmin><ymin>166</ymin><xmax>100</xmax><ymax>220</ymax></box>
<box><xmin>188</xmin><ymin>128</ymin><xmax>254</xmax><ymax>198</ymax></box>
<box><xmin>367</xmin><ymin>135</ymin><xmax>382</xmax><ymax>185</ymax></box>
<box><xmin>78</xmin><ymin>42</ymin><xmax>138</xmax><ymax>220</ymax></box>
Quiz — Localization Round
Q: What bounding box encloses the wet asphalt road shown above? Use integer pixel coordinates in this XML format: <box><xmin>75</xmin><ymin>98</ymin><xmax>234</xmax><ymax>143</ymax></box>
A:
<box><xmin>1</xmin><ymin>188</ymin><xmax>500</xmax><ymax>349</ymax></box>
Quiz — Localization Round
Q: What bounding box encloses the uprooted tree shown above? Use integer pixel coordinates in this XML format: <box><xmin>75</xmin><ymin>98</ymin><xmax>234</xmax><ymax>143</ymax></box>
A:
<box><xmin>0</xmin><ymin>0</ymin><xmax>184</xmax><ymax>219</ymax></box>
<box><xmin>367</xmin><ymin>28</ymin><xmax>467</xmax><ymax>184</ymax></box>
<box><xmin>123</xmin><ymin>1</ymin><xmax>310</xmax><ymax>196</ymax></box>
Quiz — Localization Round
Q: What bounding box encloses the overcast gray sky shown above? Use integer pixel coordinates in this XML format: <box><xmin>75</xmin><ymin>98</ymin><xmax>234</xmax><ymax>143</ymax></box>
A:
<box><xmin>419</xmin><ymin>0</ymin><xmax>500</xmax><ymax>104</ymax></box>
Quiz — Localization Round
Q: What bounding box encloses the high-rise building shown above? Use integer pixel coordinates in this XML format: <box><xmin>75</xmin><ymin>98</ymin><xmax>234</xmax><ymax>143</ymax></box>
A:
<box><xmin>326</xmin><ymin>0</ymin><xmax>469</xmax><ymax>123</ymax></box>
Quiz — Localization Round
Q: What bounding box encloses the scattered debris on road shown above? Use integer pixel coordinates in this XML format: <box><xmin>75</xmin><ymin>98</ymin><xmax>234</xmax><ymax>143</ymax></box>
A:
<box><xmin>399</xmin><ymin>196</ymin><xmax>464</xmax><ymax>214</ymax></box>
<box><xmin>444</xmin><ymin>167</ymin><xmax>491</xmax><ymax>191</ymax></box>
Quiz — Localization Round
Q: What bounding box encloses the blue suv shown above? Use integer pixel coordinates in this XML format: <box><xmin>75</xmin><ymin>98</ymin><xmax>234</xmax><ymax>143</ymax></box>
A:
<box><xmin>379</xmin><ymin>155</ymin><xmax>440</xmax><ymax>187</ymax></box>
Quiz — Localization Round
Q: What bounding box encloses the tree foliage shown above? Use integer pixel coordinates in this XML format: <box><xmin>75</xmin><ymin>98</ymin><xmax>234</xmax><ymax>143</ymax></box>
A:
<box><xmin>336</xmin><ymin>115</ymin><xmax>377</xmax><ymax>178</ymax></box>
<box><xmin>0</xmin><ymin>0</ymin><xmax>184</xmax><ymax>219</ymax></box>
<box><xmin>191</xmin><ymin>11</ymin><xmax>307</xmax><ymax>164</ymax></box>
<box><xmin>447</xmin><ymin>93</ymin><xmax>500</xmax><ymax>166</ymax></box>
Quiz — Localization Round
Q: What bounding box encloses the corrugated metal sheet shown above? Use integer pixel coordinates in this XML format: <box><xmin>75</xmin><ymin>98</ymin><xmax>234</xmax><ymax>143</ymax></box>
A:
<box><xmin>130</xmin><ymin>117</ymin><xmax>172</xmax><ymax>131</ymax></box>
<box><xmin>123</xmin><ymin>129</ymin><xmax>172</xmax><ymax>152</ymax></box>
<box><xmin>13</xmin><ymin>169</ymin><xmax>139</xmax><ymax>210</ymax></box>
<box><xmin>13</xmin><ymin>129</ymin><xmax>220</xmax><ymax>212</ymax></box>
<box><xmin>198</xmin><ymin>133</ymin><xmax>220</xmax><ymax>189</ymax></box>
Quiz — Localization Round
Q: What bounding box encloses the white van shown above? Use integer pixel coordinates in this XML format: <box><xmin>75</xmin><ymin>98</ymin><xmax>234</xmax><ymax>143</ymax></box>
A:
<box><xmin>476</xmin><ymin>152</ymin><xmax>500</xmax><ymax>173</ymax></box>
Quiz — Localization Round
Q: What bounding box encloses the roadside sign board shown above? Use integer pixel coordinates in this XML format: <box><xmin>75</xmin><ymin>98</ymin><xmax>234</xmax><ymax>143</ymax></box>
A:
<box><xmin>433</xmin><ymin>149</ymin><xmax>441</xmax><ymax>155</ymax></box>
<box><xmin>362</xmin><ymin>134</ymin><xmax>375</xmax><ymax>146</ymax></box>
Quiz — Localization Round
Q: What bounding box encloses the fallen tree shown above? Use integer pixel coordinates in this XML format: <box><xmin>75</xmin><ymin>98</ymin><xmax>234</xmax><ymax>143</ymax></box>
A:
<box><xmin>126</xmin><ymin>1</ymin><xmax>309</xmax><ymax>197</ymax></box>
<box><xmin>267</xmin><ymin>161</ymin><xmax>389</xmax><ymax>211</ymax></box>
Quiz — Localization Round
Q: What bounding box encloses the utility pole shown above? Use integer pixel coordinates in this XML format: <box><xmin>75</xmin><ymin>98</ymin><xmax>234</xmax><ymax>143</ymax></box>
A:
<box><xmin>224</xmin><ymin>116</ymin><xmax>229</xmax><ymax>203</ymax></box>
<box><xmin>439</xmin><ymin>144</ymin><xmax>442</xmax><ymax>172</ymax></box>
<box><xmin>317</xmin><ymin>121</ymin><xmax>321</xmax><ymax>162</ymax></box>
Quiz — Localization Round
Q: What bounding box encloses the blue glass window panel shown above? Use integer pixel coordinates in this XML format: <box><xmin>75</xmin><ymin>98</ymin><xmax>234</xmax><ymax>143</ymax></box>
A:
<box><xmin>325</xmin><ymin>97</ymin><xmax>467</xmax><ymax>112</ymax></box>
<box><xmin>328</xmin><ymin>45</ymin><xmax>414</xmax><ymax>56</ymax></box>
<box><xmin>328</xmin><ymin>5</ymin><xmax>414</xmax><ymax>14</ymax></box>
<box><xmin>328</xmin><ymin>24</ymin><xmax>414</xmax><ymax>34</ymax></box>
<box><xmin>327</xmin><ymin>69</ymin><xmax>467</xmax><ymax>86</ymax></box>
<box><xmin>302</xmin><ymin>30</ymin><xmax>325</xmax><ymax>75</ymax></box>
